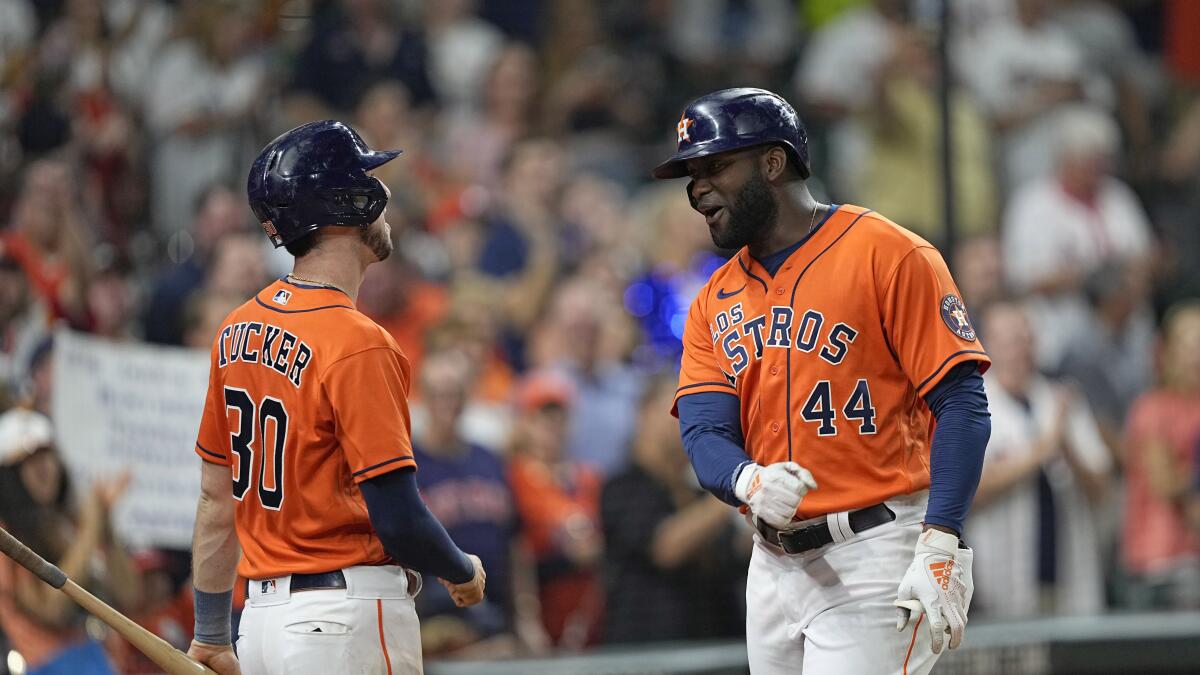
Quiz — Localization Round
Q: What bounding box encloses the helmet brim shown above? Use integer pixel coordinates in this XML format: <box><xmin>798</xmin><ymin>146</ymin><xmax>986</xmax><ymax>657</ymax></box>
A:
<box><xmin>648</xmin><ymin>142</ymin><xmax>710</xmax><ymax>178</ymax></box>
<box><xmin>360</xmin><ymin>149</ymin><xmax>403</xmax><ymax>171</ymax></box>
<box><xmin>652</xmin><ymin>140</ymin><xmax>810</xmax><ymax>180</ymax></box>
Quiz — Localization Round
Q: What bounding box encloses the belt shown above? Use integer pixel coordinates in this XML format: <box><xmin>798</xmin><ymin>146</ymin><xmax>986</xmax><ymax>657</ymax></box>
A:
<box><xmin>289</xmin><ymin>570</ymin><xmax>346</xmax><ymax>592</ymax></box>
<box><xmin>756</xmin><ymin>503</ymin><xmax>896</xmax><ymax>555</ymax></box>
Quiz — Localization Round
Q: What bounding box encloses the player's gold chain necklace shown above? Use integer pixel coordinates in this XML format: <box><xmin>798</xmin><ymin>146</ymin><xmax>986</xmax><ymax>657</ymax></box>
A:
<box><xmin>287</xmin><ymin>273</ymin><xmax>348</xmax><ymax>296</ymax></box>
<box><xmin>806</xmin><ymin>203</ymin><xmax>819</xmax><ymax>235</ymax></box>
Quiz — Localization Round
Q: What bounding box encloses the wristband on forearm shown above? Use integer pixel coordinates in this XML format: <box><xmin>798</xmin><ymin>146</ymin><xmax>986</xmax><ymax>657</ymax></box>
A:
<box><xmin>193</xmin><ymin>588</ymin><xmax>233</xmax><ymax>645</ymax></box>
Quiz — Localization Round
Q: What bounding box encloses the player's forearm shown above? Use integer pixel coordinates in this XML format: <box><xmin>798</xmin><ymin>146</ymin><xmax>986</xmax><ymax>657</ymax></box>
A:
<box><xmin>191</xmin><ymin>491</ymin><xmax>241</xmax><ymax>593</ymax></box>
<box><xmin>923</xmin><ymin>363</ymin><xmax>991</xmax><ymax>534</ymax></box>
<box><xmin>677</xmin><ymin>392</ymin><xmax>752</xmax><ymax>506</ymax></box>
<box><xmin>360</xmin><ymin>469</ymin><xmax>475</xmax><ymax>583</ymax></box>
<box><xmin>190</xmin><ymin>488</ymin><xmax>239</xmax><ymax>648</ymax></box>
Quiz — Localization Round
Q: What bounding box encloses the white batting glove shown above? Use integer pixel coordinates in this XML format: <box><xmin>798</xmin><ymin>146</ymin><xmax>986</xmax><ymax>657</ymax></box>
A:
<box><xmin>894</xmin><ymin>529</ymin><xmax>975</xmax><ymax>654</ymax></box>
<box><xmin>734</xmin><ymin>462</ymin><xmax>818</xmax><ymax>530</ymax></box>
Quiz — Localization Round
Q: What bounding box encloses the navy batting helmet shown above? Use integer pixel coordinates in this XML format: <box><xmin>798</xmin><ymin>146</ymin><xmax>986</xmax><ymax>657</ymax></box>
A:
<box><xmin>248</xmin><ymin>120</ymin><xmax>402</xmax><ymax>248</ymax></box>
<box><xmin>652</xmin><ymin>88</ymin><xmax>810</xmax><ymax>180</ymax></box>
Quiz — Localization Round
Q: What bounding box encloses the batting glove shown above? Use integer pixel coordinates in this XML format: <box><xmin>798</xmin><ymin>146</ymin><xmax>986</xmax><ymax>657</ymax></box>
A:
<box><xmin>734</xmin><ymin>461</ymin><xmax>818</xmax><ymax>530</ymax></box>
<box><xmin>894</xmin><ymin>528</ymin><xmax>975</xmax><ymax>654</ymax></box>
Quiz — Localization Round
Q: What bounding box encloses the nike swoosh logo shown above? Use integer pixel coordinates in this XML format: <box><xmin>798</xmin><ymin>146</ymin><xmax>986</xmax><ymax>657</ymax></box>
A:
<box><xmin>716</xmin><ymin>285</ymin><xmax>745</xmax><ymax>300</ymax></box>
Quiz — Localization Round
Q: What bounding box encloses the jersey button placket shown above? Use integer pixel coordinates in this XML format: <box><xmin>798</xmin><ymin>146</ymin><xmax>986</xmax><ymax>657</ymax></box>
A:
<box><xmin>770</xmin><ymin>421</ymin><xmax>781</xmax><ymax>433</ymax></box>
<box><xmin>769</xmin><ymin>365</ymin><xmax>779</xmax><ymax>375</ymax></box>
<box><xmin>775</xmin><ymin>287</ymin><xmax>785</xmax><ymax>296</ymax></box>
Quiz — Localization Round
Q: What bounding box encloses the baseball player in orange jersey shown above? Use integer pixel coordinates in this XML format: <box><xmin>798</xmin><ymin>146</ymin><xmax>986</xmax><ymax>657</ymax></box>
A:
<box><xmin>656</xmin><ymin>88</ymin><xmax>992</xmax><ymax>674</ymax></box>
<box><xmin>187</xmin><ymin>121</ymin><xmax>486</xmax><ymax>675</ymax></box>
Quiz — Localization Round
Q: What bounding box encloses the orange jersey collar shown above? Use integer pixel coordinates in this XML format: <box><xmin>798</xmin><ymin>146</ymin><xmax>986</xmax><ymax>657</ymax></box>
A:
<box><xmin>254</xmin><ymin>278</ymin><xmax>355</xmax><ymax>314</ymax></box>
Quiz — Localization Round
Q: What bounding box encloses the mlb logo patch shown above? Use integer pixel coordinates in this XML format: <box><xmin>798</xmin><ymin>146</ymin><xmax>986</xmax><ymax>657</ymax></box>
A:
<box><xmin>273</xmin><ymin>289</ymin><xmax>291</xmax><ymax>306</ymax></box>
<box><xmin>261</xmin><ymin>579</ymin><xmax>277</xmax><ymax>595</ymax></box>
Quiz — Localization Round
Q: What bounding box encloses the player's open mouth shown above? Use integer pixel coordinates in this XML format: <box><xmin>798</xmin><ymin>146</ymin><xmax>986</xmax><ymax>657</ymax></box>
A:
<box><xmin>699</xmin><ymin>205</ymin><xmax>723</xmax><ymax>225</ymax></box>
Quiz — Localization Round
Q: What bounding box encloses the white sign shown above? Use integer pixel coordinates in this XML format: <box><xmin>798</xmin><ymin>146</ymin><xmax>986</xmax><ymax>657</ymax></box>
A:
<box><xmin>52</xmin><ymin>329</ymin><xmax>211</xmax><ymax>549</ymax></box>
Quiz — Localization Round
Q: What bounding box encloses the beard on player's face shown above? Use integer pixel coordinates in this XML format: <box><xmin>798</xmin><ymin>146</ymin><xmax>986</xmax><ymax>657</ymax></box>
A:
<box><xmin>361</xmin><ymin>217</ymin><xmax>393</xmax><ymax>262</ymax></box>
<box><xmin>710</xmin><ymin>165</ymin><xmax>778</xmax><ymax>250</ymax></box>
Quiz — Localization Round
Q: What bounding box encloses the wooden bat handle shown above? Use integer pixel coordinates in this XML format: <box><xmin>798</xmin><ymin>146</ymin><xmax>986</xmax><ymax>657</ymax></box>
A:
<box><xmin>62</xmin><ymin>580</ymin><xmax>217</xmax><ymax>675</ymax></box>
<box><xmin>0</xmin><ymin>526</ymin><xmax>218</xmax><ymax>675</ymax></box>
<box><xmin>0</xmin><ymin>526</ymin><xmax>67</xmax><ymax>588</ymax></box>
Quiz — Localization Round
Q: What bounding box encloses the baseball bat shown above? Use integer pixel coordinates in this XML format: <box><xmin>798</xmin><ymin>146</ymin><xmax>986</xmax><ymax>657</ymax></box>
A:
<box><xmin>0</xmin><ymin>526</ymin><xmax>217</xmax><ymax>675</ymax></box>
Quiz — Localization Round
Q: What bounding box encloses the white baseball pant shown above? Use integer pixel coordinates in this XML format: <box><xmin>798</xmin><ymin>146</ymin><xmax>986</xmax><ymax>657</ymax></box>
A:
<box><xmin>237</xmin><ymin>565</ymin><xmax>424</xmax><ymax>675</ymax></box>
<box><xmin>746</xmin><ymin>490</ymin><xmax>946</xmax><ymax>675</ymax></box>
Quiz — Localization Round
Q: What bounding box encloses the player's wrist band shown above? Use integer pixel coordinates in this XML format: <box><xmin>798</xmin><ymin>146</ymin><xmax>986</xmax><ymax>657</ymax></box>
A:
<box><xmin>193</xmin><ymin>588</ymin><xmax>233</xmax><ymax>645</ymax></box>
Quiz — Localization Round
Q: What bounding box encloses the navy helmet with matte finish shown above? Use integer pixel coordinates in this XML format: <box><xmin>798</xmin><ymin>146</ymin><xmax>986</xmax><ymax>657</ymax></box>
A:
<box><xmin>652</xmin><ymin>88</ymin><xmax>810</xmax><ymax>180</ymax></box>
<box><xmin>247</xmin><ymin>120</ymin><xmax>402</xmax><ymax>248</ymax></box>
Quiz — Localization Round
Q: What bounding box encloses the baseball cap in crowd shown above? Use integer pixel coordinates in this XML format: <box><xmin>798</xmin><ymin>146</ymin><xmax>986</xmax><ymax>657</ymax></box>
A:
<box><xmin>515</xmin><ymin>372</ymin><xmax>575</xmax><ymax>413</ymax></box>
<box><xmin>0</xmin><ymin>408</ymin><xmax>54</xmax><ymax>466</ymax></box>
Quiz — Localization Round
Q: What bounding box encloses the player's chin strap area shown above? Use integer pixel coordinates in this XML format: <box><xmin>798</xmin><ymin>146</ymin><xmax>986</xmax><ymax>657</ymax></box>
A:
<box><xmin>754</xmin><ymin>503</ymin><xmax>896</xmax><ymax>555</ymax></box>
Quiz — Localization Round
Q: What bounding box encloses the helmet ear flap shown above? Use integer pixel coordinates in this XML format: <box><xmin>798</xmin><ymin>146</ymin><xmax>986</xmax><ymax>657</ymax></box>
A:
<box><xmin>362</xmin><ymin>175</ymin><xmax>388</xmax><ymax>224</ymax></box>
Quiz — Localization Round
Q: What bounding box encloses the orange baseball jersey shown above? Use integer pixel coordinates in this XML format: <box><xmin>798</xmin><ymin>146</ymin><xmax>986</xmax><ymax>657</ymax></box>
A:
<box><xmin>674</xmin><ymin>205</ymin><xmax>990</xmax><ymax>518</ymax></box>
<box><xmin>194</xmin><ymin>278</ymin><xmax>416</xmax><ymax>579</ymax></box>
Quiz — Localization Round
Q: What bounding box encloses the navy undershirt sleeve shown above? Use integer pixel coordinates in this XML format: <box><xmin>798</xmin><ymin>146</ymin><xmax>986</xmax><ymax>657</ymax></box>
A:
<box><xmin>921</xmin><ymin>361</ymin><xmax>991</xmax><ymax>535</ymax></box>
<box><xmin>360</xmin><ymin>469</ymin><xmax>475</xmax><ymax>583</ymax></box>
<box><xmin>677</xmin><ymin>392</ymin><xmax>753</xmax><ymax>506</ymax></box>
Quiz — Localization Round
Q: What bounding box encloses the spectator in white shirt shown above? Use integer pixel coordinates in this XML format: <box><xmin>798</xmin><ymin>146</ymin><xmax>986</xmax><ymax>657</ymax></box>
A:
<box><xmin>966</xmin><ymin>0</ymin><xmax>1112</xmax><ymax>190</ymax></box>
<box><xmin>143</xmin><ymin>2</ymin><xmax>265</xmax><ymax>234</ymax></box>
<box><xmin>969</xmin><ymin>301</ymin><xmax>1114</xmax><ymax>619</ymax></box>
<box><xmin>424</xmin><ymin>0</ymin><xmax>504</xmax><ymax>119</ymax></box>
<box><xmin>793</xmin><ymin>0</ymin><xmax>908</xmax><ymax>197</ymax></box>
<box><xmin>1002</xmin><ymin>106</ymin><xmax>1154</xmax><ymax>370</ymax></box>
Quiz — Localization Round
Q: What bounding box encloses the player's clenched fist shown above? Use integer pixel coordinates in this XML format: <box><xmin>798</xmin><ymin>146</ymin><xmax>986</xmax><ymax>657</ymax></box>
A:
<box><xmin>440</xmin><ymin>554</ymin><xmax>486</xmax><ymax>608</ymax></box>
<box><xmin>894</xmin><ymin>529</ymin><xmax>975</xmax><ymax>654</ymax></box>
<box><xmin>734</xmin><ymin>462</ymin><xmax>818</xmax><ymax>530</ymax></box>
<box><xmin>187</xmin><ymin>641</ymin><xmax>242</xmax><ymax>675</ymax></box>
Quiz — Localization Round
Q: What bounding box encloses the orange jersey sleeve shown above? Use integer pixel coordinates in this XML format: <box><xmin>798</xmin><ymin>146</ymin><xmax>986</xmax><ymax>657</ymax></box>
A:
<box><xmin>673</xmin><ymin>291</ymin><xmax>738</xmax><ymax>415</ymax></box>
<box><xmin>879</xmin><ymin>246</ymin><xmax>990</xmax><ymax>397</ymax></box>
<box><xmin>195</xmin><ymin>344</ymin><xmax>230</xmax><ymax>466</ymax></box>
<box><xmin>323</xmin><ymin>346</ymin><xmax>417</xmax><ymax>483</ymax></box>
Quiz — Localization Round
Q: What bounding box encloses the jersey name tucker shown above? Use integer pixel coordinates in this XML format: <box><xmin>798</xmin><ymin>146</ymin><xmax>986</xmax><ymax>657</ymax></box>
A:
<box><xmin>217</xmin><ymin>321</ymin><xmax>313</xmax><ymax>388</ymax></box>
<box><xmin>711</xmin><ymin>302</ymin><xmax>859</xmax><ymax>379</ymax></box>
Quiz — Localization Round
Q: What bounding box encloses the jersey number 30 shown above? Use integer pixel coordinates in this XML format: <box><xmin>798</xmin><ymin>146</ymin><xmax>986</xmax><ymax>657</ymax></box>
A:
<box><xmin>224</xmin><ymin>387</ymin><xmax>288</xmax><ymax>510</ymax></box>
<box><xmin>800</xmin><ymin>379</ymin><xmax>877</xmax><ymax>436</ymax></box>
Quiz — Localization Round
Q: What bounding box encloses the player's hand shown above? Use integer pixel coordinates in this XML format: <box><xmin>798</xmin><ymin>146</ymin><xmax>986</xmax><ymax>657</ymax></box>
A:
<box><xmin>187</xmin><ymin>640</ymin><xmax>242</xmax><ymax>675</ymax></box>
<box><xmin>440</xmin><ymin>554</ymin><xmax>486</xmax><ymax>608</ymax></box>
<box><xmin>894</xmin><ymin>529</ymin><xmax>975</xmax><ymax>654</ymax></box>
<box><xmin>735</xmin><ymin>462</ymin><xmax>818</xmax><ymax>530</ymax></box>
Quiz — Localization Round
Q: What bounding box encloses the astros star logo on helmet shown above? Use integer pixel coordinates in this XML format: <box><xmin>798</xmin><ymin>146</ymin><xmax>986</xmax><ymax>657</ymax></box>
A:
<box><xmin>677</xmin><ymin>116</ymin><xmax>694</xmax><ymax>144</ymax></box>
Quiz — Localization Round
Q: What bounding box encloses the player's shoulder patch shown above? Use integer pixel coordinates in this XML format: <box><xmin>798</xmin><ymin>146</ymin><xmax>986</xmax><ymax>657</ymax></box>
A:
<box><xmin>939</xmin><ymin>294</ymin><xmax>977</xmax><ymax>342</ymax></box>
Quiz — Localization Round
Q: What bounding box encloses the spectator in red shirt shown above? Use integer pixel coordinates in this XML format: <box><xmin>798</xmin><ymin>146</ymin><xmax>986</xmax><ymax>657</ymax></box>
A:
<box><xmin>1</xmin><ymin>159</ymin><xmax>93</xmax><ymax>330</ymax></box>
<box><xmin>508</xmin><ymin>372</ymin><xmax>604</xmax><ymax>650</ymax></box>
<box><xmin>1122</xmin><ymin>301</ymin><xmax>1200</xmax><ymax>609</ymax></box>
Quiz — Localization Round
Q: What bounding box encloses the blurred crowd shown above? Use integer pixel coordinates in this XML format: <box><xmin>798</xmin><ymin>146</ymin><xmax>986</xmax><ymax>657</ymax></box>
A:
<box><xmin>0</xmin><ymin>0</ymin><xmax>1198</xmax><ymax>671</ymax></box>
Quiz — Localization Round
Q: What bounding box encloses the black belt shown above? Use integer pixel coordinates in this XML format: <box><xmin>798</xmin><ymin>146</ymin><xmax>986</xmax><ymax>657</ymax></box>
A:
<box><xmin>288</xmin><ymin>570</ymin><xmax>346</xmax><ymax>592</ymax></box>
<box><xmin>756</xmin><ymin>503</ymin><xmax>896</xmax><ymax>555</ymax></box>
